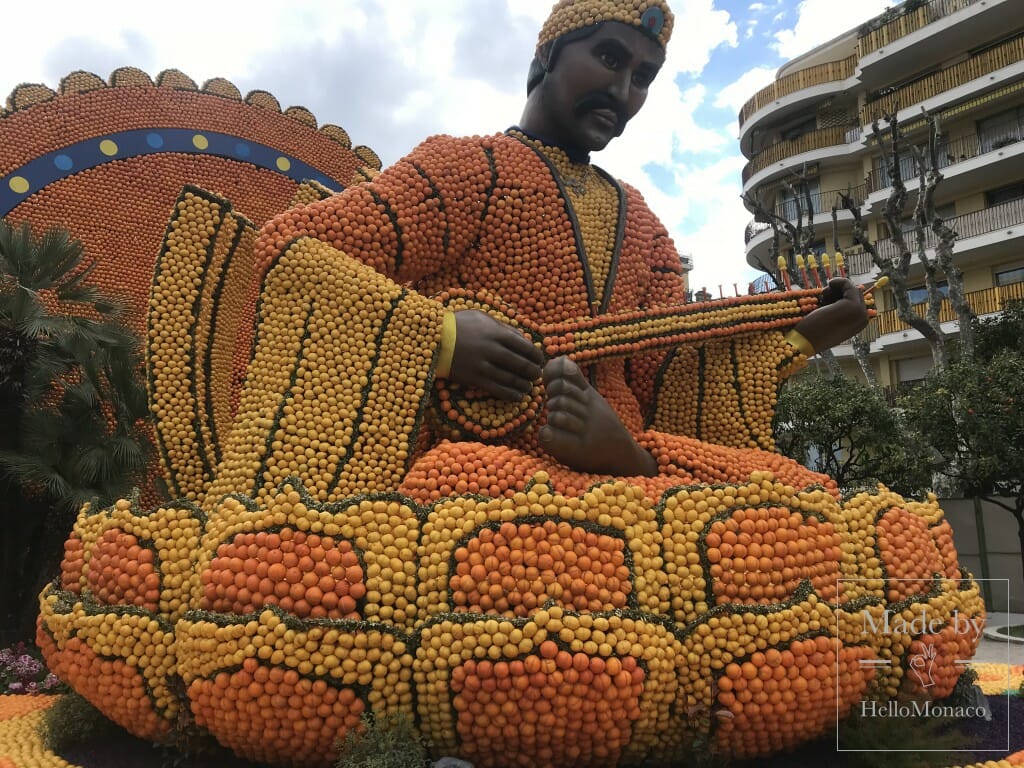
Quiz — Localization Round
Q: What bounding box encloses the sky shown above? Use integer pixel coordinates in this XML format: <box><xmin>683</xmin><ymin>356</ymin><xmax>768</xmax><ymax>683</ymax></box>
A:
<box><xmin>1</xmin><ymin>0</ymin><xmax>899</xmax><ymax>293</ymax></box>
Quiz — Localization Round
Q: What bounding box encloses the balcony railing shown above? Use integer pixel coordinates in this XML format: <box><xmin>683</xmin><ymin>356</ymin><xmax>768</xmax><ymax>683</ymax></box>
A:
<box><xmin>857</xmin><ymin>0</ymin><xmax>981</xmax><ymax>56</ymax></box>
<box><xmin>844</xmin><ymin>246</ymin><xmax>875</xmax><ymax>277</ymax></box>
<box><xmin>744</xmin><ymin>185</ymin><xmax>868</xmax><ymax>244</ymax></box>
<box><xmin>873</xmin><ymin>280</ymin><xmax>1024</xmax><ymax>336</ymax></box>
<box><xmin>743</xmin><ymin>126</ymin><xmax>857</xmax><ymax>183</ymax></box>
<box><xmin>872</xmin><ymin>196</ymin><xmax>1024</xmax><ymax>263</ymax></box>
<box><xmin>861</xmin><ymin>32</ymin><xmax>1024</xmax><ymax>125</ymax></box>
<box><xmin>866</xmin><ymin>114</ymin><xmax>1024</xmax><ymax>193</ymax></box>
<box><xmin>739</xmin><ymin>56</ymin><xmax>857</xmax><ymax>129</ymax></box>
<box><xmin>840</xmin><ymin>196</ymin><xmax>1024</xmax><ymax>277</ymax></box>
<box><xmin>744</xmin><ymin>220</ymin><xmax>771</xmax><ymax>244</ymax></box>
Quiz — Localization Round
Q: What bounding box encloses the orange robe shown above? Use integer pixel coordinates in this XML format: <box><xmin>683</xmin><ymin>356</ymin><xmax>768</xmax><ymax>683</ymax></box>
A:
<box><xmin>234</xmin><ymin>130</ymin><xmax>825</xmax><ymax>507</ymax></box>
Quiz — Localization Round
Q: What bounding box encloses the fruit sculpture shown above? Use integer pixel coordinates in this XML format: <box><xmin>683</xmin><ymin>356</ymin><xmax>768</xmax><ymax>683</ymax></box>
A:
<box><xmin>9</xmin><ymin>71</ymin><xmax>984</xmax><ymax>767</ymax></box>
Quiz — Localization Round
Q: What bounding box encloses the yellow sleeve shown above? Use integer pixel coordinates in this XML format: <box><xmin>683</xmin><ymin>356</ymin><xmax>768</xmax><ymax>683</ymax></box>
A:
<box><xmin>435</xmin><ymin>310</ymin><xmax>457</xmax><ymax>377</ymax></box>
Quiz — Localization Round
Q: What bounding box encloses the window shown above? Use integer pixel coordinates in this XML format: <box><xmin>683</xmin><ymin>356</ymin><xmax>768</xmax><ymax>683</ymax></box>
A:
<box><xmin>978</xmin><ymin>106</ymin><xmax>1024</xmax><ymax>154</ymax></box>
<box><xmin>906</xmin><ymin>281</ymin><xmax>948</xmax><ymax>305</ymax></box>
<box><xmin>996</xmin><ymin>265</ymin><xmax>1024</xmax><ymax>286</ymax></box>
<box><xmin>879</xmin><ymin>204</ymin><xmax>956</xmax><ymax>239</ymax></box>
<box><xmin>985</xmin><ymin>180</ymin><xmax>1024</xmax><ymax>207</ymax></box>
<box><xmin>778</xmin><ymin>180</ymin><xmax>821</xmax><ymax>220</ymax></box>
<box><xmin>900</xmin><ymin>203</ymin><xmax>956</xmax><ymax>233</ymax></box>
<box><xmin>896</xmin><ymin>355</ymin><xmax>933</xmax><ymax>385</ymax></box>
<box><xmin>781</xmin><ymin>116</ymin><xmax>817</xmax><ymax>143</ymax></box>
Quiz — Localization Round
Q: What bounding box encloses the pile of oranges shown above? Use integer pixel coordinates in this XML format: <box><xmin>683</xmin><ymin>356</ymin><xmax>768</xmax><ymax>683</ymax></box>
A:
<box><xmin>16</xmin><ymin>75</ymin><xmax>985</xmax><ymax>767</ymax></box>
<box><xmin>38</xmin><ymin>464</ymin><xmax>985</xmax><ymax>766</ymax></box>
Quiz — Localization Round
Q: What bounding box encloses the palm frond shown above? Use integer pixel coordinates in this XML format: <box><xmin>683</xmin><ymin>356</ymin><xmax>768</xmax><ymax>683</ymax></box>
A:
<box><xmin>0</xmin><ymin>217</ymin><xmax>152</xmax><ymax>513</ymax></box>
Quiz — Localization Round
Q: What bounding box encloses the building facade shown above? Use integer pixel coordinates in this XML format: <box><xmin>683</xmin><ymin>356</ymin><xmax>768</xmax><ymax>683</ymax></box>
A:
<box><xmin>740</xmin><ymin>0</ymin><xmax>1024</xmax><ymax>388</ymax></box>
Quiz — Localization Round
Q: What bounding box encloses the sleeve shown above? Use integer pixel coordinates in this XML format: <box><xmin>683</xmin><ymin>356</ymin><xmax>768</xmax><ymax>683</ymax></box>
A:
<box><xmin>620</xmin><ymin>193</ymin><xmax>809</xmax><ymax>453</ymax></box>
<box><xmin>233</xmin><ymin>135</ymin><xmax>497</xmax><ymax>390</ymax></box>
<box><xmin>252</xmin><ymin>134</ymin><xmax>497</xmax><ymax>285</ymax></box>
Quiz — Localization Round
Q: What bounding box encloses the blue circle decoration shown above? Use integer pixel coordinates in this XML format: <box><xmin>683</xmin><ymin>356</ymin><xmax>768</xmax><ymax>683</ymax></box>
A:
<box><xmin>1</xmin><ymin>127</ymin><xmax>343</xmax><ymax>217</ymax></box>
<box><xmin>640</xmin><ymin>6</ymin><xmax>665</xmax><ymax>37</ymax></box>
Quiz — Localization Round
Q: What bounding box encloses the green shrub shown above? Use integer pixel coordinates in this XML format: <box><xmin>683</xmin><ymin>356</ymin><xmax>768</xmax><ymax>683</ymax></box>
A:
<box><xmin>334</xmin><ymin>712</ymin><xmax>429</xmax><ymax>768</ymax></box>
<box><xmin>39</xmin><ymin>691</ymin><xmax>121</xmax><ymax>753</ymax></box>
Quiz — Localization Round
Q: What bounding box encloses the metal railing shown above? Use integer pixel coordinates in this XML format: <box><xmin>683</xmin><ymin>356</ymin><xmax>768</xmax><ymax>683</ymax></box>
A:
<box><xmin>873</xmin><ymin>280</ymin><xmax>1024</xmax><ymax>336</ymax></box>
<box><xmin>861</xmin><ymin>32</ymin><xmax>1024</xmax><ymax>125</ymax></box>
<box><xmin>739</xmin><ymin>56</ymin><xmax>857</xmax><ymax>129</ymax></box>
<box><xmin>844</xmin><ymin>247</ymin><xmax>876</xmax><ymax>277</ymax></box>
<box><xmin>857</xmin><ymin>0</ymin><xmax>981</xmax><ymax>56</ymax></box>
<box><xmin>743</xmin><ymin>185</ymin><xmax>868</xmax><ymax>244</ymax></box>
<box><xmin>777</xmin><ymin>184</ymin><xmax>868</xmax><ymax>220</ymax></box>
<box><xmin>871</xmin><ymin>195</ymin><xmax>1024</xmax><ymax>263</ymax></box>
<box><xmin>743</xmin><ymin>126</ymin><xmax>858</xmax><ymax>183</ymax></box>
<box><xmin>744</xmin><ymin>220</ymin><xmax>771</xmax><ymax>245</ymax></box>
<box><xmin>866</xmin><ymin>118</ymin><xmax>1022</xmax><ymax>193</ymax></box>
<box><xmin>826</xmin><ymin>196</ymin><xmax>1024</xmax><ymax>277</ymax></box>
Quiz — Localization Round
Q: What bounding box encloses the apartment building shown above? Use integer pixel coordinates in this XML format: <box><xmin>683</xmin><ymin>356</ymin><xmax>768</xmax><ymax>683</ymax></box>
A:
<box><xmin>740</xmin><ymin>0</ymin><xmax>1024</xmax><ymax>387</ymax></box>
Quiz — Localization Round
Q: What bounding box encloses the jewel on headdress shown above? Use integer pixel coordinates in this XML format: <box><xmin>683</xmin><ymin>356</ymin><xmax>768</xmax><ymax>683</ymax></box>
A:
<box><xmin>640</xmin><ymin>6</ymin><xmax>665</xmax><ymax>36</ymax></box>
<box><xmin>536</xmin><ymin>0</ymin><xmax>674</xmax><ymax>53</ymax></box>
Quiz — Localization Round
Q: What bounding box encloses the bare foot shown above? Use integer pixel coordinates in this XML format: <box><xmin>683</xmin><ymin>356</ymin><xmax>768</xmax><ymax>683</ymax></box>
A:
<box><xmin>538</xmin><ymin>356</ymin><xmax>657</xmax><ymax>476</ymax></box>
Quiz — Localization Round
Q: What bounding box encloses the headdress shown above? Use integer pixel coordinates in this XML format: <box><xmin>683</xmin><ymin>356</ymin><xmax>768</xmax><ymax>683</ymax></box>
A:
<box><xmin>536</xmin><ymin>0</ymin><xmax>674</xmax><ymax>53</ymax></box>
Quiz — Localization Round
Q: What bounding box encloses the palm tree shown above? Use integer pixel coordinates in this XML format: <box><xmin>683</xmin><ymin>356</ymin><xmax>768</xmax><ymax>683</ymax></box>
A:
<box><xmin>0</xmin><ymin>219</ymin><xmax>151</xmax><ymax>644</ymax></box>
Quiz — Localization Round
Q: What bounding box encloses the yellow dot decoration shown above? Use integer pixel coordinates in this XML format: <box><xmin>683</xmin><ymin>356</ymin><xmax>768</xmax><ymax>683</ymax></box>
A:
<box><xmin>8</xmin><ymin>176</ymin><xmax>29</xmax><ymax>194</ymax></box>
<box><xmin>191</xmin><ymin>134</ymin><xmax>209</xmax><ymax>150</ymax></box>
<box><xmin>275</xmin><ymin>156</ymin><xmax>291</xmax><ymax>171</ymax></box>
<box><xmin>99</xmin><ymin>139</ymin><xmax>118</xmax><ymax>156</ymax></box>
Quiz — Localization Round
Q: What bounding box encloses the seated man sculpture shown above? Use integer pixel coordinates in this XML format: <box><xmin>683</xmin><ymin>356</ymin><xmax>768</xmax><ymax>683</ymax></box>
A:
<box><xmin>216</xmin><ymin>0</ymin><xmax>868</xmax><ymax>506</ymax></box>
<box><xmin>37</xmin><ymin>1</ymin><xmax>985</xmax><ymax>767</ymax></box>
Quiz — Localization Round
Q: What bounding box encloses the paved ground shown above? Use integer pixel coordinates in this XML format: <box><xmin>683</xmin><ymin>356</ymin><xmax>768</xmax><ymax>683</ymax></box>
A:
<box><xmin>974</xmin><ymin>612</ymin><xmax>1024</xmax><ymax>664</ymax></box>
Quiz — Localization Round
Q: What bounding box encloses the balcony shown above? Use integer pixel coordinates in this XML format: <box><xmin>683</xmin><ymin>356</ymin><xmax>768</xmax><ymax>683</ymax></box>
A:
<box><xmin>866</xmin><ymin>132</ymin><xmax>975</xmax><ymax>193</ymax></box>
<box><xmin>877</xmin><ymin>195</ymin><xmax>1024</xmax><ymax>262</ymax></box>
<box><xmin>844</xmin><ymin>195</ymin><xmax>1024</xmax><ymax>278</ymax></box>
<box><xmin>743</xmin><ymin>126</ymin><xmax>857</xmax><ymax>184</ymax></box>
<box><xmin>860</xmin><ymin>32</ymin><xmax>1024</xmax><ymax>125</ymax></box>
<box><xmin>843</xmin><ymin>246</ymin><xmax>875</xmax><ymax>277</ymax></box>
<box><xmin>857</xmin><ymin>0</ymin><xmax>981</xmax><ymax>57</ymax></box>
<box><xmin>872</xmin><ymin>279</ymin><xmax>1024</xmax><ymax>337</ymax></box>
<box><xmin>739</xmin><ymin>56</ymin><xmax>856</xmax><ymax>130</ymax></box>
<box><xmin>744</xmin><ymin>184</ymin><xmax>868</xmax><ymax>243</ymax></box>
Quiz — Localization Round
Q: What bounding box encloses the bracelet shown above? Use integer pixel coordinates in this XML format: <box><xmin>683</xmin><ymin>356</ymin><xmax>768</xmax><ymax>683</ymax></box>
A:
<box><xmin>435</xmin><ymin>310</ymin><xmax>457</xmax><ymax>377</ymax></box>
<box><xmin>784</xmin><ymin>328</ymin><xmax>815</xmax><ymax>358</ymax></box>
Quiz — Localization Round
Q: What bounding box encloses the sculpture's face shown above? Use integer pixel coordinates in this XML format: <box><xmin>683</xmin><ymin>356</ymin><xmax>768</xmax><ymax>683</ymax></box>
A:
<box><xmin>538</xmin><ymin>21</ymin><xmax>665</xmax><ymax>152</ymax></box>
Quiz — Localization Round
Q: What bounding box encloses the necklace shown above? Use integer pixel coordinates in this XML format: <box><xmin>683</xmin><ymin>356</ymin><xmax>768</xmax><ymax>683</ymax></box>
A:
<box><xmin>562</xmin><ymin>165</ymin><xmax>592</xmax><ymax>196</ymax></box>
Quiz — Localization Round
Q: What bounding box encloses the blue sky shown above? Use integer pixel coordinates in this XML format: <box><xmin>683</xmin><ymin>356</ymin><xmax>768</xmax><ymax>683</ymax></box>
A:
<box><xmin>1</xmin><ymin>0</ymin><xmax>897</xmax><ymax>292</ymax></box>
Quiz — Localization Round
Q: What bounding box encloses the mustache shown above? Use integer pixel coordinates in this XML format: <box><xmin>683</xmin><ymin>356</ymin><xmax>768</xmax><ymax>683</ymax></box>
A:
<box><xmin>573</xmin><ymin>92</ymin><xmax>626</xmax><ymax>127</ymax></box>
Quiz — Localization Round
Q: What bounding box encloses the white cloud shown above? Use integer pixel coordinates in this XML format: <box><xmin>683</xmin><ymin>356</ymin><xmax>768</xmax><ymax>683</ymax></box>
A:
<box><xmin>0</xmin><ymin>0</ymin><xmax>772</xmax><ymax>299</ymax></box>
<box><xmin>667</xmin><ymin>0</ymin><xmax>739</xmax><ymax>74</ymax></box>
<box><xmin>714</xmin><ymin>66</ymin><xmax>778</xmax><ymax>120</ymax></box>
<box><xmin>773</xmin><ymin>0</ymin><xmax>897</xmax><ymax>60</ymax></box>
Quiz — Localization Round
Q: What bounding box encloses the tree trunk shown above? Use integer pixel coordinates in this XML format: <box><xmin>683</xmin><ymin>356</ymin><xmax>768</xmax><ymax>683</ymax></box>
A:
<box><xmin>981</xmin><ymin>495</ymin><xmax>1024</xmax><ymax>585</ymax></box>
<box><xmin>852</xmin><ymin>335</ymin><xmax>879</xmax><ymax>389</ymax></box>
<box><xmin>814</xmin><ymin>348</ymin><xmax>843</xmax><ymax>377</ymax></box>
<box><xmin>0</xmin><ymin>488</ymin><xmax>60</xmax><ymax>646</ymax></box>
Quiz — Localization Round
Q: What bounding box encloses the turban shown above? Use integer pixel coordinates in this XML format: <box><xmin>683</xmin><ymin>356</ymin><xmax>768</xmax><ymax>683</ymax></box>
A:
<box><xmin>536</xmin><ymin>0</ymin><xmax>674</xmax><ymax>52</ymax></box>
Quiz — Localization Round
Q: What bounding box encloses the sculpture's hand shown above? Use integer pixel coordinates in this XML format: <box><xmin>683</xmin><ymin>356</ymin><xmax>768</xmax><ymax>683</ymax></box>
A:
<box><xmin>539</xmin><ymin>356</ymin><xmax>657</xmax><ymax>476</ymax></box>
<box><xmin>792</xmin><ymin>277</ymin><xmax>868</xmax><ymax>353</ymax></box>
<box><xmin>449</xmin><ymin>309</ymin><xmax>544</xmax><ymax>401</ymax></box>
